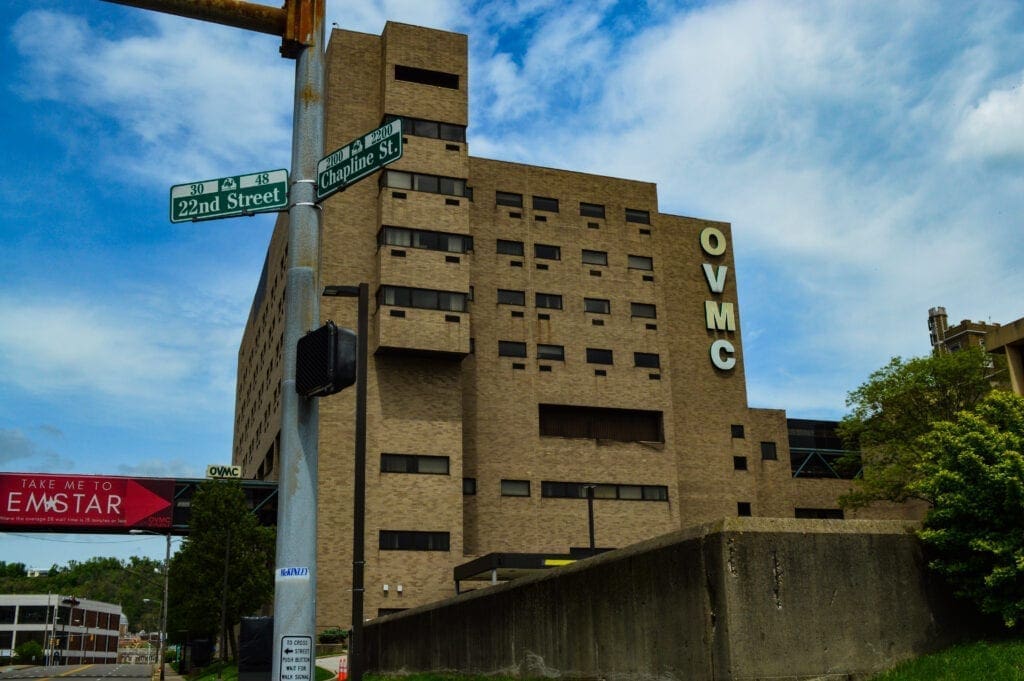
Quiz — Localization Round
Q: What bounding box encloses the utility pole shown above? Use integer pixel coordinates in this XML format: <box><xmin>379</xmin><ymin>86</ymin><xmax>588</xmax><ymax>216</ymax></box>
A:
<box><xmin>100</xmin><ymin>3</ymin><xmax>326</xmax><ymax>681</ymax></box>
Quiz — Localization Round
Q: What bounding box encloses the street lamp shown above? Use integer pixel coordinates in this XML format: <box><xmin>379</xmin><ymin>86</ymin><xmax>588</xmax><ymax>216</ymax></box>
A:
<box><xmin>131</xmin><ymin>530</ymin><xmax>171</xmax><ymax>681</ymax></box>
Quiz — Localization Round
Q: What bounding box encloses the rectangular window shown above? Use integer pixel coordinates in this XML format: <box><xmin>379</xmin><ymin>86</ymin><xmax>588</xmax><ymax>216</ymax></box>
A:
<box><xmin>628</xmin><ymin>255</ymin><xmax>654</xmax><ymax>271</ymax></box>
<box><xmin>733</xmin><ymin>456</ymin><xmax>748</xmax><ymax>471</ymax></box>
<box><xmin>381</xmin><ymin>453</ymin><xmax>450</xmax><ymax>475</ymax></box>
<box><xmin>541</xmin><ymin>481</ymin><xmax>668</xmax><ymax>501</ymax></box>
<box><xmin>378</xmin><ymin>285</ymin><xmax>468</xmax><ymax>312</ymax></box>
<box><xmin>496</xmin><ymin>191</ymin><xmax>523</xmax><ymax>207</ymax></box>
<box><xmin>625</xmin><ymin>208</ymin><xmax>651</xmax><ymax>224</ymax></box>
<box><xmin>634</xmin><ymin>352</ymin><xmax>660</xmax><ymax>368</ymax></box>
<box><xmin>497</xmin><ymin>289</ymin><xmax>526</xmax><ymax>306</ymax></box>
<box><xmin>532</xmin><ymin>196</ymin><xmax>559</xmax><ymax>212</ymax></box>
<box><xmin>499</xmin><ymin>341</ymin><xmax>528</xmax><ymax>358</ymax></box>
<box><xmin>535</xmin><ymin>292</ymin><xmax>563</xmax><ymax>309</ymax></box>
<box><xmin>737</xmin><ymin>502</ymin><xmax>752</xmax><ymax>517</ymax></box>
<box><xmin>497</xmin><ymin>239</ymin><xmax>525</xmax><ymax>256</ymax></box>
<box><xmin>500</xmin><ymin>479</ymin><xmax>531</xmax><ymax>496</ymax></box>
<box><xmin>580</xmin><ymin>202</ymin><xmax>605</xmax><ymax>218</ymax></box>
<box><xmin>539</xmin><ymin>404</ymin><xmax>663</xmax><ymax>443</ymax></box>
<box><xmin>534</xmin><ymin>244</ymin><xmax>561</xmax><ymax>260</ymax></box>
<box><xmin>379</xmin><ymin>226</ymin><xmax>471</xmax><ymax>253</ymax></box>
<box><xmin>385</xmin><ymin>170</ymin><xmax>413</xmax><ymax>189</ymax></box>
<box><xmin>761</xmin><ymin>442</ymin><xmax>778</xmax><ymax>460</ymax></box>
<box><xmin>412</xmin><ymin>119</ymin><xmax>440</xmax><ymax>138</ymax></box>
<box><xmin>463</xmin><ymin>477</ymin><xmax>476</xmax><ymax>495</ymax></box>
<box><xmin>581</xmin><ymin>249</ymin><xmax>608</xmax><ymax>266</ymax></box>
<box><xmin>379</xmin><ymin>530</ymin><xmax>451</xmax><ymax>551</ymax></box>
<box><xmin>383</xmin><ymin>170</ymin><xmax>468</xmax><ymax>197</ymax></box>
<box><xmin>537</xmin><ymin>344</ymin><xmax>565</xmax><ymax>361</ymax></box>
<box><xmin>731</xmin><ymin>424</ymin><xmax>745</xmax><ymax>439</ymax></box>
<box><xmin>586</xmin><ymin>348</ymin><xmax>614</xmax><ymax>365</ymax></box>
<box><xmin>631</xmin><ymin>303</ymin><xmax>657</xmax><ymax>318</ymax></box>
<box><xmin>584</xmin><ymin>298</ymin><xmax>611</xmax><ymax>314</ymax></box>
<box><xmin>439</xmin><ymin>123</ymin><xmax>467</xmax><ymax>142</ymax></box>
<box><xmin>387</xmin><ymin>115</ymin><xmax>468</xmax><ymax>144</ymax></box>
<box><xmin>394</xmin><ymin>64</ymin><xmax>459</xmax><ymax>89</ymax></box>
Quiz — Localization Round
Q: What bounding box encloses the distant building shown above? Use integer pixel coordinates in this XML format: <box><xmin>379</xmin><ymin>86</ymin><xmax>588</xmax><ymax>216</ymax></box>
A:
<box><xmin>928</xmin><ymin>306</ymin><xmax>1001</xmax><ymax>354</ymax></box>
<box><xmin>983</xmin><ymin>315</ymin><xmax>1024</xmax><ymax>396</ymax></box>
<box><xmin>0</xmin><ymin>594</ymin><xmax>122</xmax><ymax>664</ymax></box>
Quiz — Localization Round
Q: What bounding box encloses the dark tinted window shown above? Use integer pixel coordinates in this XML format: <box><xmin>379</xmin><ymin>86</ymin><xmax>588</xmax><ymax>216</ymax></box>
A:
<box><xmin>497</xmin><ymin>289</ymin><xmax>526</xmax><ymax>305</ymax></box>
<box><xmin>625</xmin><ymin>208</ymin><xmax>651</xmax><ymax>224</ymax></box>
<box><xmin>634</xmin><ymin>352</ymin><xmax>660</xmax><ymax>368</ymax></box>
<box><xmin>534</xmin><ymin>244</ymin><xmax>561</xmax><ymax>260</ymax></box>
<box><xmin>499</xmin><ymin>341</ymin><xmax>527</xmax><ymax>358</ymax></box>
<box><xmin>394</xmin><ymin>64</ymin><xmax>459</xmax><ymax>89</ymax></box>
<box><xmin>497</xmin><ymin>239</ymin><xmax>525</xmax><ymax>256</ymax></box>
<box><xmin>532</xmin><ymin>196</ymin><xmax>559</xmax><ymax>212</ymax></box>
<box><xmin>496</xmin><ymin>191</ymin><xmax>523</xmax><ymax>207</ymax></box>
<box><xmin>580</xmin><ymin>202</ymin><xmax>605</xmax><ymax>218</ymax></box>
<box><xmin>586</xmin><ymin>348</ymin><xmax>613</xmax><ymax>365</ymax></box>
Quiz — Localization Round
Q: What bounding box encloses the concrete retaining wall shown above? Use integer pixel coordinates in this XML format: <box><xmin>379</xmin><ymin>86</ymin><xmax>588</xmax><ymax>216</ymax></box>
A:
<box><xmin>363</xmin><ymin>518</ymin><xmax>979</xmax><ymax>680</ymax></box>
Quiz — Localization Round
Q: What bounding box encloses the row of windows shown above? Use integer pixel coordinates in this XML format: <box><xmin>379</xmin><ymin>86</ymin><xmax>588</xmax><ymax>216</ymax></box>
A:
<box><xmin>496</xmin><ymin>191</ymin><xmax>651</xmax><ymax>224</ymax></box>
<box><xmin>378</xmin><ymin>285</ymin><xmax>468</xmax><ymax>312</ymax></box>
<box><xmin>497</xmin><ymin>290</ymin><xmax>655</xmax><ymax>317</ymax></box>
<box><xmin>380</xmin><ymin>453</ymin><xmax>449</xmax><ymax>475</ymax></box>
<box><xmin>383</xmin><ymin>170</ymin><xmax>470</xmax><ymax>198</ymax></box>
<box><xmin>378</xmin><ymin>226</ymin><xmax>473</xmax><ymax>254</ymax></box>
<box><xmin>380</xmin><ymin>530</ymin><xmax>450</xmax><ymax>551</ymax></box>
<box><xmin>496</xmin><ymin>240</ymin><xmax>654</xmax><ymax>270</ymax></box>
<box><xmin>497</xmin><ymin>342</ymin><xmax>660</xmax><ymax>368</ymax></box>
<box><xmin>383</xmin><ymin>114</ymin><xmax>466</xmax><ymax>143</ymax></box>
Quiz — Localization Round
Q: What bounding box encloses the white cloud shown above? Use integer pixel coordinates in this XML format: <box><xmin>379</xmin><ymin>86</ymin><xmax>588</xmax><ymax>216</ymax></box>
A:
<box><xmin>951</xmin><ymin>78</ymin><xmax>1024</xmax><ymax>161</ymax></box>
<box><xmin>11</xmin><ymin>10</ymin><xmax>293</xmax><ymax>185</ymax></box>
<box><xmin>0</xmin><ymin>292</ymin><xmax>238</xmax><ymax>416</ymax></box>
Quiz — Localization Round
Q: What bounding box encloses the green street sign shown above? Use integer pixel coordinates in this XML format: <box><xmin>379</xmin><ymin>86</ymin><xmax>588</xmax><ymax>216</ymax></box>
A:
<box><xmin>317</xmin><ymin>119</ymin><xmax>403</xmax><ymax>201</ymax></box>
<box><xmin>170</xmin><ymin>169</ymin><xmax>289</xmax><ymax>223</ymax></box>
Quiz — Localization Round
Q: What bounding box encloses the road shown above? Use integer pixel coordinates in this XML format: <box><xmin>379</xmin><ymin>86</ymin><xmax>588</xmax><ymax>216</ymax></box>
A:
<box><xmin>0</xmin><ymin>664</ymin><xmax>152</xmax><ymax>680</ymax></box>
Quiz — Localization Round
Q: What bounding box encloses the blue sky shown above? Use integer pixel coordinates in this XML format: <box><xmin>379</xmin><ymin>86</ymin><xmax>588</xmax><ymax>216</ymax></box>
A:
<box><xmin>2</xmin><ymin>0</ymin><xmax>1023</xmax><ymax>569</ymax></box>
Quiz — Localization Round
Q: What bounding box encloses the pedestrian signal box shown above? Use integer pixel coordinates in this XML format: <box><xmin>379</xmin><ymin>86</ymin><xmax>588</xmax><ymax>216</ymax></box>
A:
<box><xmin>295</xmin><ymin>321</ymin><xmax>356</xmax><ymax>397</ymax></box>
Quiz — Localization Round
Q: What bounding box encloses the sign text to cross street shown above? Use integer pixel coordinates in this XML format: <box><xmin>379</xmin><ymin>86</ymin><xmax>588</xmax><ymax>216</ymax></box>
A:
<box><xmin>170</xmin><ymin>169</ymin><xmax>289</xmax><ymax>223</ymax></box>
<box><xmin>279</xmin><ymin>635</ymin><xmax>312</xmax><ymax>681</ymax></box>
<box><xmin>316</xmin><ymin>119</ymin><xmax>403</xmax><ymax>201</ymax></box>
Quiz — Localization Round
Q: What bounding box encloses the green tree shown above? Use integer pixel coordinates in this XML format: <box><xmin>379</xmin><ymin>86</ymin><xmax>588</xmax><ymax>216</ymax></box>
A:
<box><xmin>912</xmin><ymin>391</ymin><xmax>1024</xmax><ymax>627</ymax></box>
<box><xmin>167</xmin><ymin>480</ymin><xmax>275</xmax><ymax>662</ymax></box>
<box><xmin>837</xmin><ymin>347</ymin><xmax>1003</xmax><ymax>508</ymax></box>
<box><xmin>13</xmin><ymin>640</ymin><xmax>44</xmax><ymax>665</ymax></box>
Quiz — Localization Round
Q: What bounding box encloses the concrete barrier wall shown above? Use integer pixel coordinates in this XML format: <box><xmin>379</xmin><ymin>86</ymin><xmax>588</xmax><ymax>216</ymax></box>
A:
<box><xmin>363</xmin><ymin>518</ymin><xmax>979</xmax><ymax>680</ymax></box>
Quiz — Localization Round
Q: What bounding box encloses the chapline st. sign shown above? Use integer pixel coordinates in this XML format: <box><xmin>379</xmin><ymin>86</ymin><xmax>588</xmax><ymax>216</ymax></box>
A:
<box><xmin>170</xmin><ymin>169</ymin><xmax>289</xmax><ymax>223</ymax></box>
<box><xmin>316</xmin><ymin>119</ymin><xmax>403</xmax><ymax>201</ymax></box>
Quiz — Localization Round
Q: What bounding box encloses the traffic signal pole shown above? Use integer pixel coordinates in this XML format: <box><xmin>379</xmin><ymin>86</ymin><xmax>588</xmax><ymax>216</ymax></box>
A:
<box><xmin>100</xmin><ymin>3</ymin><xmax>326</xmax><ymax>681</ymax></box>
<box><xmin>272</xmin><ymin>6</ymin><xmax>325</xmax><ymax>681</ymax></box>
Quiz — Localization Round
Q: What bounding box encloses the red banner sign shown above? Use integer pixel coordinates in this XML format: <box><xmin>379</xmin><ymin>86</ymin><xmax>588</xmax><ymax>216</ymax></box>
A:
<box><xmin>0</xmin><ymin>473</ymin><xmax>173</xmax><ymax>531</ymax></box>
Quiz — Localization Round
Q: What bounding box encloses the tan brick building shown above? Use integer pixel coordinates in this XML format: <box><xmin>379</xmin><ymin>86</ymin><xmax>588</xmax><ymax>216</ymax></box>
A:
<box><xmin>233</xmin><ymin>22</ymin><xmax>912</xmax><ymax>631</ymax></box>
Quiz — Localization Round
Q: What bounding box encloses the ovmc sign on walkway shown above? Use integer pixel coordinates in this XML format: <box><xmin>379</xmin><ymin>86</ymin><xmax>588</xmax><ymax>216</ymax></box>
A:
<box><xmin>170</xmin><ymin>169</ymin><xmax>289</xmax><ymax>223</ymax></box>
<box><xmin>317</xmin><ymin>119</ymin><xmax>403</xmax><ymax>201</ymax></box>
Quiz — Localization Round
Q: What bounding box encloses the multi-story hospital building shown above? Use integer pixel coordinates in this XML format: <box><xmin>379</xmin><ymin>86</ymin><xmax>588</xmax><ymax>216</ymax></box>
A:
<box><xmin>233</xmin><ymin>22</ymin><xmax>914</xmax><ymax>630</ymax></box>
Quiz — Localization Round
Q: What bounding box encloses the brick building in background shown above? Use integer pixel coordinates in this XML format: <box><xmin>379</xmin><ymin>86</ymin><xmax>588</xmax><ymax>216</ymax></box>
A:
<box><xmin>233</xmin><ymin>22</ymin><xmax>915</xmax><ymax>630</ymax></box>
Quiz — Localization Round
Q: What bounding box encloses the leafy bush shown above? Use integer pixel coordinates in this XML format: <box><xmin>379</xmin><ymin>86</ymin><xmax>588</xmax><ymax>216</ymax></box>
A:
<box><xmin>318</xmin><ymin>627</ymin><xmax>347</xmax><ymax>644</ymax></box>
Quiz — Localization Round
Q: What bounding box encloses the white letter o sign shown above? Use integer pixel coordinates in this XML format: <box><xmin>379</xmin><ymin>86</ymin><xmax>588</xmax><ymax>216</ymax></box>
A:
<box><xmin>700</xmin><ymin>227</ymin><xmax>727</xmax><ymax>256</ymax></box>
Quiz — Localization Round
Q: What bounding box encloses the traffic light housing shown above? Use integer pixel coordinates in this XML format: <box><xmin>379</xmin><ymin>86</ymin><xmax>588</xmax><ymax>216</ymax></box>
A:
<box><xmin>296</xmin><ymin>321</ymin><xmax>357</xmax><ymax>397</ymax></box>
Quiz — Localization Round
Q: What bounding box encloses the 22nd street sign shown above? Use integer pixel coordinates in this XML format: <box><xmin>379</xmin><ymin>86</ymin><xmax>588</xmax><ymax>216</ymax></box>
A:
<box><xmin>170</xmin><ymin>169</ymin><xmax>289</xmax><ymax>223</ymax></box>
<box><xmin>317</xmin><ymin>119</ymin><xmax>403</xmax><ymax>202</ymax></box>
